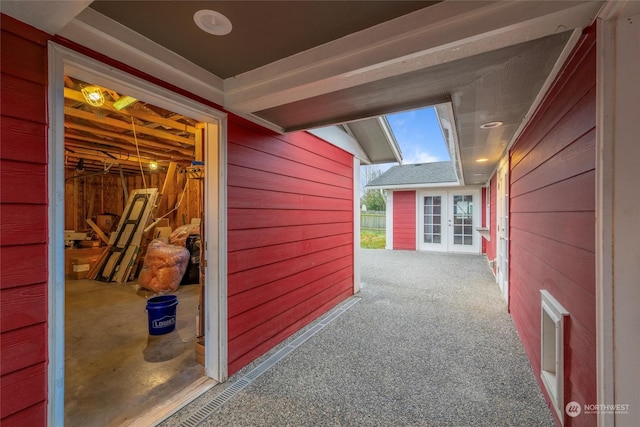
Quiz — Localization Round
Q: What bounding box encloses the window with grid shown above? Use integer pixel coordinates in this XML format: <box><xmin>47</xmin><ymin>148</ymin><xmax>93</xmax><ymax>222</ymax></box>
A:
<box><xmin>453</xmin><ymin>195</ymin><xmax>473</xmax><ymax>245</ymax></box>
<box><xmin>423</xmin><ymin>196</ymin><xmax>442</xmax><ymax>243</ymax></box>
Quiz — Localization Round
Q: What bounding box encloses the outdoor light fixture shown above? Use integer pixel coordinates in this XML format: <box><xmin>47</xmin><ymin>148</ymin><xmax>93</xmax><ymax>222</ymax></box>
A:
<box><xmin>480</xmin><ymin>121</ymin><xmax>504</xmax><ymax>129</ymax></box>
<box><xmin>194</xmin><ymin>9</ymin><xmax>232</xmax><ymax>35</ymax></box>
<box><xmin>149</xmin><ymin>160</ymin><xmax>158</xmax><ymax>171</ymax></box>
<box><xmin>81</xmin><ymin>85</ymin><xmax>105</xmax><ymax>107</ymax></box>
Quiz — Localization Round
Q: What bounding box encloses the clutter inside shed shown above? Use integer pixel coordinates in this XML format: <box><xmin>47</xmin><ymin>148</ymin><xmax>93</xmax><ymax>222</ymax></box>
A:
<box><xmin>62</xmin><ymin>75</ymin><xmax>208</xmax><ymax>426</ymax></box>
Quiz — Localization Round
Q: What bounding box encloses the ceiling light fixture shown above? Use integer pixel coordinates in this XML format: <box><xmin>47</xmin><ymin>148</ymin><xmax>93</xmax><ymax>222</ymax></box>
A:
<box><xmin>149</xmin><ymin>160</ymin><xmax>158</xmax><ymax>171</ymax></box>
<box><xmin>476</xmin><ymin>158</ymin><xmax>489</xmax><ymax>163</ymax></box>
<box><xmin>480</xmin><ymin>121</ymin><xmax>504</xmax><ymax>129</ymax></box>
<box><xmin>194</xmin><ymin>10</ymin><xmax>232</xmax><ymax>36</ymax></box>
<box><xmin>81</xmin><ymin>85</ymin><xmax>105</xmax><ymax>107</ymax></box>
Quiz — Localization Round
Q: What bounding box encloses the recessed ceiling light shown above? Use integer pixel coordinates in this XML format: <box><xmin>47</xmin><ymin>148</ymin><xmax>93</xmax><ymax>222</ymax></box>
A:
<box><xmin>480</xmin><ymin>121</ymin><xmax>504</xmax><ymax>129</ymax></box>
<box><xmin>194</xmin><ymin>10</ymin><xmax>232</xmax><ymax>36</ymax></box>
<box><xmin>476</xmin><ymin>158</ymin><xmax>489</xmax><ymax>163</ymax></box>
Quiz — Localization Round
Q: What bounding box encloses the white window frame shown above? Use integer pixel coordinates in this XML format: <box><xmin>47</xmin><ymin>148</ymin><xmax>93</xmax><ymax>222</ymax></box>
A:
<box><xmin>540</xmin><ymin>290</ymin><xmax>569</xmax><ymax>422</ymax></box>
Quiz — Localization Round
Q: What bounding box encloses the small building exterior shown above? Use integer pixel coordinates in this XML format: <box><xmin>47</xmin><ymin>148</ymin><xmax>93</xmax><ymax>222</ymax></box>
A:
<box><xmin>0</xmin><ymin>14</ymin><xmax>375</xmax><ymax>425</ymax></box>
<box><xmin>1</xmin><ymin>2</ymin><xmax>639</xmax><ymax>427</ymax></box>
<box><xmin>368</xmin><ymin>162</ymin><xmax>484</xmax><ymax>254</ymax></box>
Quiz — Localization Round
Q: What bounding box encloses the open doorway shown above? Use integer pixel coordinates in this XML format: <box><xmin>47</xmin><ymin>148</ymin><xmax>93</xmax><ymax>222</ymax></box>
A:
<box><xmin>48</xmin><ymin>44</ymin><xmax>227</xmax><ymax>426</ymax></box>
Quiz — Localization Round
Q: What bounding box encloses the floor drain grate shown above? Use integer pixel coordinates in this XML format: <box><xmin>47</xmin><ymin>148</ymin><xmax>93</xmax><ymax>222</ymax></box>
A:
<box><xmin>179</xmin><ymin>296</ymin><xmax>360</xmax><ymax>426</ymax></box>
<box><xmin>179</xmin><ymin>378</ymin><xmax>250</xmax><ymax>426</ymax></box>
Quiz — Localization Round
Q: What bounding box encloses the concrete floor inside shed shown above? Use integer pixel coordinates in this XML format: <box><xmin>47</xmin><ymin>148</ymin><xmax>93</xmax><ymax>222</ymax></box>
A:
<box><xmin>65</xmin><ymin>279</ymin><xmax>203</xmax><ymax>427</ymax></box>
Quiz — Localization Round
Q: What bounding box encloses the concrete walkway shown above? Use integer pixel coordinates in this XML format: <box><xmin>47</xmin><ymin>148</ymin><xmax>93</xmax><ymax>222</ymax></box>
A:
<box><xmin>163</xmin><ymin>249</ymin><xmax>554</xmax><ymax>426</ymax></box>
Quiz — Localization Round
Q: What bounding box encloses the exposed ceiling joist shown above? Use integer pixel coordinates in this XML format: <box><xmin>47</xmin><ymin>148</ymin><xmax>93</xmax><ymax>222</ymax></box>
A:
<box><xmin>64</xmin><ymin>88</ymin><xmax>197</xmax><ymax>134</ymax></box>
<box><xmin>63</xmin><ymin>107</ymin><xmax>194</xmax><ymax>146</ymax></box>
<box><xmin>62</xmin><ymin>76</ymin><xmax>197</xmax><ymax>175</ymax></box>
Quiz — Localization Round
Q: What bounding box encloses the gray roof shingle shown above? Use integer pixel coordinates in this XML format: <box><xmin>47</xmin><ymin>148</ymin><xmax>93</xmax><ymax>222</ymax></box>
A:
<box><xmin>367</xmin><ymin>161</ymin><xmax>458</xmax><ymax>187</ymax></box>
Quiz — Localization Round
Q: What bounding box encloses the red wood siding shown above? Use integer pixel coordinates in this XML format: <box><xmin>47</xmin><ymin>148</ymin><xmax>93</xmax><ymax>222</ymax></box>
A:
<box><xmin>486</xmin><ymin>175</ymin><xmax>497</xmax><ymax>268</ymax></box>
<box><xmin>509</xmin><ymin>27</ymin><xmax>596</xmax><ymax>427</ymax></box>
<box><xmin>1</xmin><ymin>12</ymin><xmax>357</xmax><ymax>421</ymax></box>
<box><xmin>227</xmin><ymin>124</ymin><xmax>354</xmax><ymax>375</ymax></box>
<box><xmin>392</xmin><ymin>191</ymin><xmax>416</xmax><ymax>250</ymax></box>
<box><xmin>0</xmin><ymin>14</ymin><xmax>51</xmax><ymax>425</ymax></box>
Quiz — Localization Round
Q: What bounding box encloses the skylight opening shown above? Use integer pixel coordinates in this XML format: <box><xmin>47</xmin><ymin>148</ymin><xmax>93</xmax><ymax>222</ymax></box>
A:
<box><xmin>386</xmin><ymin>106</ymin><xmax>451</xmax><ymax>165</ymax></box>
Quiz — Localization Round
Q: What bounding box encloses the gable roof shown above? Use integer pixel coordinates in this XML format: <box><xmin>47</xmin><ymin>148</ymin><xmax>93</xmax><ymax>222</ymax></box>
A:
<box><xmin>367</xmin><ymin>161</ymin><xmax>459</xmax><ymax>189</ymax></box>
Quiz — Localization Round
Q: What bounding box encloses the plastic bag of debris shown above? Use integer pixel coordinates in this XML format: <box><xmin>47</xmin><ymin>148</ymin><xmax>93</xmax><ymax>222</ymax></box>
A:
<box><xmin>169</xmin><ymin>223</ymin><xmax>200</xmax><ymax>247</ymax></box>
<box><xmin>138</xmin><ymin>239</ymin><xmax>189</xmax><ymax>293</ymax></box>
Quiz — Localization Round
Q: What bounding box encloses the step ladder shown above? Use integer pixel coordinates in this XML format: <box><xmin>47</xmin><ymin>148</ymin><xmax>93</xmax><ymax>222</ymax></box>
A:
<box><xmin>96</xmin><ymin>189</ymin><xmax>158</xmax><ymax>282</ymax></box>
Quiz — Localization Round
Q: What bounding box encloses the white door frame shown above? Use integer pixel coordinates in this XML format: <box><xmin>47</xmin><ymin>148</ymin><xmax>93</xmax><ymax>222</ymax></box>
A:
<box><xmin>496</xmin><ymin>160</ymin><xmax>509</xmax><ymax>303</ymax></box>
<box><xmin>447</xmin><ymin>189</ymin><xmax>481</xmax><ymax>254</ymax></box>
<box><xmin>47</xmin><ymin>42</ymin><xmax>228</xmax><ymax>426</ymax></box>
<box><xmin>596</xmin><ymin>4</ymin><xmax>640</xmax><ymax>425</ymax></box>
<box><xmin>417</xmin><ymin>190</ymin><xmax>449</xmax><ymax>252</ymax></box>
<box><xmin>417</xmin><ymin>188</ymin><xmax>481</xmax><ymax>254</ymax></box>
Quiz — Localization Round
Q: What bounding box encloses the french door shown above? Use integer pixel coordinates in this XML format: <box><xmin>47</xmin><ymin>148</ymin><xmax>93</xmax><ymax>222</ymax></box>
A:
<box><xmin>418</xmin><ymin>190</ymin><xmax>480</xmax><ymax>253</ymax></box>
<box><xmin>419</xmin><ymin>191</ymin><xmax>448</xmax><ymax>251</ymax></box>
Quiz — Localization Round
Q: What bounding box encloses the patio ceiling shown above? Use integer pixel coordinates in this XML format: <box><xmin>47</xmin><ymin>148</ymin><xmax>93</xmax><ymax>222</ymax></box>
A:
<box><xmin>1</xmin><ymin>0</ymin><xmax>604</xmax><ymax>182</ymax></box>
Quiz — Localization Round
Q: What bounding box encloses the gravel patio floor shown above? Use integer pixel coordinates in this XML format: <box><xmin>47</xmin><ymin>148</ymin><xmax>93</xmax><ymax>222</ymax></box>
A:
<box><xmin>162</xmin><ymin>249</ymin><xmax>555</xmax><ymax>427</ymax></box>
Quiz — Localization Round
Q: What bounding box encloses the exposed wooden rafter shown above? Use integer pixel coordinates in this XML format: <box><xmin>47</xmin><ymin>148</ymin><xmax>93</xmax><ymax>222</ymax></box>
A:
<box><xmin>63</xmin><ymin>76</ymin><xmax>197</xmax><ymax>175</ymax></box>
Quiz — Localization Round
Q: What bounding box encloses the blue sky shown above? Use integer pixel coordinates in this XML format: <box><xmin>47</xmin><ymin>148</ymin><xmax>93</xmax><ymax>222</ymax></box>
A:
<box><xmin>386</xmin><ymin>106</ymin><xmax>449</xmax><ymax>165</ymax></box>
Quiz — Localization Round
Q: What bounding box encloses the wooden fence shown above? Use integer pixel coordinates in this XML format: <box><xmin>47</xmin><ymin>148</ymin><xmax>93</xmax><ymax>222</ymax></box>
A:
<box><xmin>361</xmin><ymin>211</ymin><xmax>386</xmax><ymax>232</ymax></box>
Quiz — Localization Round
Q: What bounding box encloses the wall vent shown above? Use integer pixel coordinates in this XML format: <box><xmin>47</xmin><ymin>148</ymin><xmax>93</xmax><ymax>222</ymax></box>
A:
<box><xmin>540</xmin><ymin>290</ymin><xmax>569</xmax><ymax>422</ymax></box>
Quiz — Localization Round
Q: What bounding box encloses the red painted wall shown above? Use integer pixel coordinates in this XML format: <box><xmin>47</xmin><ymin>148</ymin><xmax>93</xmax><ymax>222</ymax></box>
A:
<box><xmin>0</xmin><ymin>14</ymin><xmax>50</xmax><ymax>425</ymax></box>
<box><xmin>486</xmin><ymin>175</ymin><xmax>497</xmax><ymax>269</ymax></box>
<box><xmin>0</xmin><ymin>12</ymin><xmax>356</xmax><ymax>423</ymax></box>
<box><xmin>509</xmin><ymin>27</ymin><xmax>596</xmax><ymax>427</ymax></box>
<box><xmin>392</xmin><ymin>191</ymin><xmax>416</xmax><ymax>250</ymax></box>
<box><xmin>226</xmin><ymin>126</ymin><xmax>354</xmax><ymax>375</ymax></box>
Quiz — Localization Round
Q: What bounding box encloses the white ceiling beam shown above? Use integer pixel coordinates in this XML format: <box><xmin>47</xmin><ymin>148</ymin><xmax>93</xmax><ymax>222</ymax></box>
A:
<box><xmin>224</xmin><ymin>1</ymin><xmax>604</xmax><ymax>114</ymax></box>
<box><xmin>0</xmin><ymin>0</ymin><xmax>92</xmax><ymax>34</ymax></box>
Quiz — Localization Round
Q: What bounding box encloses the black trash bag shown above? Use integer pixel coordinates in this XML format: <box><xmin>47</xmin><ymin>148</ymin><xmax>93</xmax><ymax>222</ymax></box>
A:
<box><xmin>181</xmin><ymin>234</ymin><xmax>200</xmax><ymax>285</ymax></box>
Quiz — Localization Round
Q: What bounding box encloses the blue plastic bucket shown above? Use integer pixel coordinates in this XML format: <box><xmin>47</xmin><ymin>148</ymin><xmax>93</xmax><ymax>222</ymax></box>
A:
<box><xmin>146</xmin><ymin>295</ymin><xmax>178</xmax><ymax>335</ymax></box>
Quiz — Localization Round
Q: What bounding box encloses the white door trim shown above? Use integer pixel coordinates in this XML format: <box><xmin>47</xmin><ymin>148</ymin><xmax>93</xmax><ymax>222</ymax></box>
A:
<box><xmin>496</xmin><ymin>160</ymin><xmax>509</xmax><ymax>303</ymax></box>
<box><xmin>417</xmin><ymin>190</ymin><xmax>448</xmax><ymax>252</ymax></box>
<box><xmin>353</xmin><ymin>157</ymin><xmax>362</xmax><ymax>293</ymax></box>
<box><xmin>47</xmin><ymin>42</ymin><xmax>228</xmax><ymax>426</ymax></box>
<box><xmin>385</xmin><ymin>191</ymin><xmax>394</xmax><ymax>250</ymax></box>
<box><xmin>447</xmin><ymin>189</ymin><xmax>481</xmax><ymax>254</ymax></box>
<box><xmin>596</xmin><ymin>4</ymin><xmax>640</xmax><ymax>425</ymax></box>
<box><xmin>417</xmin><ymin>188</ymin><xmax>481</xmax><ymax>254</ymax></box>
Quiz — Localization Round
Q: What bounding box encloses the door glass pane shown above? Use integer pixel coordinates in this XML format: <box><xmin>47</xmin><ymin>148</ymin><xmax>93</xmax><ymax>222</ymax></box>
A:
<box><xmin>423</xmin><ymin>196</ymin><xmax>442</xmax><ymax>244</ymax></box>
<box><xmin>452</xmin><ymin>195</ymin><xmax>473</xmax><ymax>246</ymax></box>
